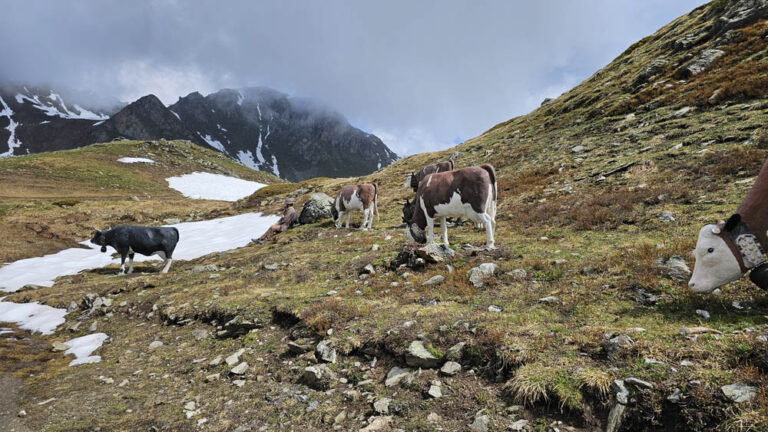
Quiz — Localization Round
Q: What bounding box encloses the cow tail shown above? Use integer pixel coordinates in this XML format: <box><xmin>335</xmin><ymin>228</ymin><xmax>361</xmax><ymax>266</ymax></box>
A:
<box><xmin>480</xmin><ymin>164</ymin><xmax>497</xmax><ymax>201</ymax></box>
<box><xmin>373</xmin><ymin>183</ymin><xmax>380</xmax><ymax>221</ymax></box>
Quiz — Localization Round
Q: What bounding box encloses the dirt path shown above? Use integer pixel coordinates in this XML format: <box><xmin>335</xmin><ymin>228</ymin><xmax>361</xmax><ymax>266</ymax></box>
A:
<box><xmin>0</xmin><ymin>374</ymin><xmax>33</xmax><ymax>432</ymax></box>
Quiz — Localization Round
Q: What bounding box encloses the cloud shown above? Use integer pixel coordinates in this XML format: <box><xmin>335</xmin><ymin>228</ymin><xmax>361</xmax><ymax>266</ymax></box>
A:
<box><xmin>0</xmin><ymin>0</ymin><xmax>707</xmax><ymax>155</ymax></box>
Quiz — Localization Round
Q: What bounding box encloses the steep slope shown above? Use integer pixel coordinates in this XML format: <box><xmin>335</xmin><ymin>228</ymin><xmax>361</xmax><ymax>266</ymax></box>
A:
<box><xmin>170</xmin><ymin>87</ymin><xmax>398</xmax><ymax>181</ymax></box>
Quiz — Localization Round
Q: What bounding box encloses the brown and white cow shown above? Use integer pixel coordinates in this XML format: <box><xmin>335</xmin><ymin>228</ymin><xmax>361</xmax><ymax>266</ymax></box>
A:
<box><xmin>331</xmin><ymin>183</ymin><xmax>379</xmax><ymax>230</ymax></box>
<box><xmin>404</xmin><ymin>159</ymin><xmax>455</xmax><ymax>192</ymax></box>
<box><xmin>689</xmin><ymin>158</ymin><xmax>768</xmax><ymax>293</ymax></box>
<box><xmin>403</xmin><ymin>164</ymin><xmax>497</xmax><ymax>248</ymax></box>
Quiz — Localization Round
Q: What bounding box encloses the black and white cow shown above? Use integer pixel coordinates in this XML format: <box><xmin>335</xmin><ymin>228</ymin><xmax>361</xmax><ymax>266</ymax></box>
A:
<box><xmin>91</xmin><ymin>225</ymin><xmax>179</xmax><ymax>274</ymax></box>
<box><xmin>403</xmin><ymin>164</ymin><xmax>497</xmax><ymax>248</ymax></box>
<box><xmin>404</xmin><ymin>159</ymin><xmax>455</xmax><ymax>192</ymax></box>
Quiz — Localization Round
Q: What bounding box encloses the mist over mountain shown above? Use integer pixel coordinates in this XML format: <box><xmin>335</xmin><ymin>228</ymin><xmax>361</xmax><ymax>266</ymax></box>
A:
<box><xmin>0</xmin><ymin>84</ymin><xmax>397</xmax><ymax>180</ymax></box>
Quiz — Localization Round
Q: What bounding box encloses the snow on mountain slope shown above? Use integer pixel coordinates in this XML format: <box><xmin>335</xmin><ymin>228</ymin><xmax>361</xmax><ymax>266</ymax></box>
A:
<box><xmin>0</xmin><ymin>95</ymin><xmax>22</xmax><ymax>157</ymax></box>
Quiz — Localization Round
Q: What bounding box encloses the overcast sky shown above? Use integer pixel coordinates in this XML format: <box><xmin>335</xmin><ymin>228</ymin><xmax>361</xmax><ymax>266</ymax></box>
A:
<box><xmin>1</xmin><ymin>0</ymin><xmax>707</xmax><ymax>156</ymax></box>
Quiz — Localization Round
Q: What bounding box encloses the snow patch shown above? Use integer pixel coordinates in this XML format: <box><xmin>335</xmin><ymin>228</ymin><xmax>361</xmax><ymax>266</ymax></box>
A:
<box><xmin>0</xmin><ymin>212</ymin><xmax>279</xmax><ymax>292</ymax></box>
<box><xmin>170</xmin><ymin>110</ymin><xmax>181</xmax><ymax>120</ymax></box>
<box><xmin>0</xmin><ymin>95</ymin><xmax>22</xmax><ymax>157</ymax></box>
<box><xmin>199</xmin><ymin>133</ymin><xmax>226</xmax><ymax>153</ymax></box>
<box><xmin>15</xmin><ymin>92</ymin><xmax>108</xmax><ymax>121</ymax></box>
<box><xmin>236</xmin><ymin>150</ymin><xmax>259</xmax><ymax>170</ymax></box>
<box><xmin>64</xmin><ymin>333</ymin><xmax>109</xmax><ymax>366</ymax></box>
<box><xmin>40</xmin><ymin>120</ymin><xmax>50</xmax><ymax>125</ymax></box>
<box><xmin>237</xmin><ymin>91</ymin><xmax>244</xmax><ymax>106</ymax></box>
<box><xmin>271</xmin><ymin>155</ymin><xmax>281</xmax><ymax>178</ymax></box>
<box><xmin>166</xmin><ymin>172</ymin><xmax>266</xmax><ymax>201</ymax></box>
<box><xmin>0</xmin><ymin>300</ymin><xmax>67</xmax><ymax>334</ymax></box>
<box><xmin>117</xmin><ymin>157</ymin><xmax>155</xmax><ymax>164</ymax></box>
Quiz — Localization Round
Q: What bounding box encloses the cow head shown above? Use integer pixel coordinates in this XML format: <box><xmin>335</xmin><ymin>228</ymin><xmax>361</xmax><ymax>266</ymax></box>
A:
<box><xmin>90</xmin><ymin>230</ymin><xmax>108</xmax><ymax>252</ymax></box>
<box><xmin>330</xmin><ymin>205</ymin><xmax>339</xmax><ymax>223</ymax></box>
<box><xmin>688</xmin><ymin>215</ymin><xmax>743</xmax><ymax>293</ymax></box>
<box><xmin>402</xmin><ymin>199</ymin><xmax>426</xmax><ymax>243</ymax></box>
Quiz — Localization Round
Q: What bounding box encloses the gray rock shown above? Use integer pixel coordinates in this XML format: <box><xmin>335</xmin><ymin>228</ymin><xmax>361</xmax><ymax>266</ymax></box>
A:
<box><xmin>67</xmin><ymin>301</ymin><xmax>78</xmax><ymax>313</ymax></box>
<box><xmin>149</xmin><ymin>340</ymin><xmax>163</xmax><ymax>350</ymax></box>
<box><xmin>469</xmin><ymin>414</ymin><xmax>490</xmax><ymax>432</ymax></box>
<box><xmin>299</xmin><ymin>193</ymin><xmax>334</xmax><ymax>224</ymax></box>
<box><xmin>360</xmin><ymin>416</ymin><xmax>392</xmax><ymax>432</ymax></box>
<box><xmin>672</xmin><ymin>106</ymin><xmax>694</xmax><ymax>118</ymax></box>
<box><xmin>507</xmin><ymin>269</ymin><xmax>527</xmax><ymax>280</ymax></box>
<box><xmin>636</xmin><ymin>288</ymin><xmax>661</xmax><ymax>306</ymax></box>
<box><xmin>315</xmin><ymin>340</ymin><xmax>337</xmax><ymax>364</ymax></box>
<box><xmin>192</xmin><ymin>329</ymin><xmax>209</xmax><ymax>340</ymax></box>
<box><xmin>633</xmin><ymin>57</ymin><xmax>669</xmax><ymax>87</ymax></box>
<box><xmin>625</xmin><ymin>377</ymin><xmax>654</xmax><ymax>389</ymax></box>
<box><xmin>299</xmin><ymin>365</ymin><xmax>330</xmax><ymax>391</ymax></box>
<box><xmin>571</xmin><ymin>145</ymin><xmax>586</xmax><ymax>153</ymax></box>
<box><xmin>538</xmin><ymin>296</ymin><xmax>559</xmax><ymax>304</ymax></box>
<box><xmin>606</xmin><ymin>403</ymin><xmax>626</xmax><ymax>432</ymax></box>
<box><xmin>440</xmin><ymin>361</ymin><xmax>461</xmax><ymax>376</ymax></box>
<box><xmin>385</xmin><ymin>366</ymin><xmax>412</xmax><ymax>387</ymax></box>
<box><xmin>209</xmin><ymin>355</ymin><xmax>223</xmax><ymax>367</ymax></box>
<box><xmin>656</xmin><ymin>256</ymin><xmax>691</xmax><ymax>282</ymax></box>
<box><xmin>487</xmin><ymin>305</ymin><xmax>502</xmax><ymax>312</ymax></box>
<box><xmin>427</xmin><ymin>385</ymin><xmax>442</xmax><ymax>398</ymax></box>
<box><xmin>373</xmin><ymin>397</ymin><xmax>391</xmax><ymax>414</ymax></box>
<box><xmin>423</xmin><ymin>275</ymin><xmax>445</xmax><ymax>286</ymax></box>
<box><xmin>510</xmin><ymin>419</ymin><xmax>530</xmax><ymax>431</ymax></box>
<box><xmin>192</xmin><ymin>264</ymin><xmax>219</xmax><ymax>273</ymax></box>
<box><xmin>467</xmin><ymin>263</ymin><xmax>498</xmax><ymax>288</ymax></box>
<box><xmin>677</xmin><ymin>49</ymin><xmax>725</xmax><ymax>78</ymax></box>
<box><xmin>667</xmin><ymin>388</ymin><xmax>682</xmax><ymax>404</ymax></box>
<box><xmin>405</xmin><ymin>340</ymin><xmax>442</xmax><ymax>368</ymax></box>
<box><xmin>226</xmin><ymin>349</ymin><xmax>245</xmax><ymax>366</ymax></box>
<box><xmin>696</xmin><ymin>309</ymin><xmax>711</xmax><ymax>319</ymax></box>
<box><xmin>230</xmin><ymin>362</ymin><xmax>249</xmax><ymax>375</ymax></box>
<box><xmin>163</xmin><ymin>218</ymin><xmax>181</xmax><ymax>225</ymax></box>
<box><xmin>659</xmin><ymin>211</ymin><xmax>676</xmax><ymax>222</ymax></box>
<box><xmin>612</xmin><ymin>380</ymin><xmax>629</xmax><ymax>405</ymax></box>
<box><xmin>262</xmin><ymin>263</ymin><xmax>279</xmax><ymax>271</ymax></box>
<box><xmin>52</xmin><ymin>341</ymin><xmax>70</xmax><ymax>352</ymax></box>
<box><xmin>287</xmin><ymin>340</ymin><xmax>313</xmax><ymax>355</ymax></box>
<box><xmin>722</xmin><ymin>383</ymin><xmax>757</xmax><ymax>403</ymax></box>
<box><xmin>445</xmin><ymin>342</ymin><xmax>465</xmax><ymax>361</ymax></box>
<box><xmin>416</xmin><ymin>244</ymin><xmax>456</xmax><ymax>263</ymax></box>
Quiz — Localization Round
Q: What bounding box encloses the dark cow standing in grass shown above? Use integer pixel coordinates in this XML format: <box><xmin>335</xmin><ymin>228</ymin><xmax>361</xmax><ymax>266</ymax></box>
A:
<box><xmin>404</xmin><ymin>159</ymin><xmax>455</xmax><ymax>192</ymax></box>
<box><xmin>331</xmin><ymin>183</ymin><xmax>379</xmax><ymax>230</ymax></box>
<box><xmin>91</xmin><ymin>225</ymin><xmax>179</xmax><ymax>274</ymax></box>
<box><xmin>403</xmin><ymin>164</ymin><xmax>497</xmax><ymax>248</ymax></box>
<box><xmin>690</xmin><ymin>158</ymin><xmax>768</xmax><ymax>292</ymax></box>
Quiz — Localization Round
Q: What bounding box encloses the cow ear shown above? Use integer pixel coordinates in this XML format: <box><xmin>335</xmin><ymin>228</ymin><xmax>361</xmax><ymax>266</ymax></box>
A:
<box><xmin>724</xmin><ymin>214</ymin><xmax>741</xmax><ymax>232</ymax></box>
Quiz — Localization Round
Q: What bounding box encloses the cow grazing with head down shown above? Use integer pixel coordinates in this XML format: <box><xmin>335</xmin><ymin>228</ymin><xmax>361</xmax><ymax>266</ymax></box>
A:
<box><xmin>404</xmin><ymin>159</ymin><xmax>455</xmax><ymax>192</ymax></box>
<box><xmin>331</xmin><ymin>183</ymin><xmax>379</xmax><ymax>230</ymax></box>
<box><xmin>403</xmin><ymin>164</ymin><xmax>497</xmax><ymax>248</ymax></box>
<box><xmin>91</xmin><ymin>225</ymin><xmax>179</xmax><ymax>274</ymax></box>
<box><xmin>689</xmin><ymin>158</ymin><xmax>768</xmax><ymax>293</ymax></box>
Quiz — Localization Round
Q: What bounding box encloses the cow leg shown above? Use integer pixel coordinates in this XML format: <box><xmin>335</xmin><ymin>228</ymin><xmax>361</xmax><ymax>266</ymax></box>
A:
<box><xmin>335</xmin><ymin>211</ymin><xmax>344</xmax><ymax>229</ymax></box>
<box><xmin>118</xmin><ymin>251</ymin><xmax>127</xmax><ymax>274</ymax></box>
<box><xmin>345</xmin><ymin>212</ymin><xmax>351</xmax><ymax>229</ymax></box>
<box><xmin>368</xmin><ymin>208</ymin><xmax>374</xmax><ymax>230</ymax></box>
<box><xmin>426</xmin><ymin>217</ymin><xmax>435</xmax><ymax>245</ymax></box>
<box><xmin>479</xmin><ymin>213</ymin><xmax>495</xmax><ymax>249</ymax></box>
<box><xmin>440</xmin><ymin>217</ymin><xmax>449</xmax><ymax>246</ymax></box>
<box><xmin>360</xmin><ymin>209</ymin><xmax>369</xmax><ymax>230</ymax></box>
<box><xmin>127</xmin><ymin>253</ymin><xmax>135</xmax><ymax>274</ymax></box>
<box><xmin>161</xmin><ymin>258</ymin><xmax>173</xmax><ymax>273</ymax></box>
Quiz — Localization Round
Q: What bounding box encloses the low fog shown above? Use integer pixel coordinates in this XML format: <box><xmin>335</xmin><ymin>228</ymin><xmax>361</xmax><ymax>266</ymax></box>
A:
<box><xmin>0</xmin><ymin>0</ymin><xmax>707</xmax><ymax>155</ymax></box>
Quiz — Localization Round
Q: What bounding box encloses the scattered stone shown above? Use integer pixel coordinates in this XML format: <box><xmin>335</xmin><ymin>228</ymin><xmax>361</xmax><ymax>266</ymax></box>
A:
<box><xmin>287</xmin><ymin>341</ymin><xmax>313</xmax><ymax>355</ymax></box>
<box><xmin>510</xmin><ymin>419</ymin><xmax>530</xmax><ymax>431</ymax></box>
<box><xmin>299</xmin><ymin>193</ymin><xmax>334</xmax><ymax>224</ymax></box>
<box><xmin>603</xmin><ymin>334</ymin><xmax>634</xmax><ymax>359</ymax></box>
<box><xmin>316</xmin><ymin>340</ymin><xmax>337</xmax><ymax>364</ymax></box>
<box><xmin>680</xmin><ymin>360</ymin><xmax>697</xmax><ymax>367</ymax></box>
<box><xmin>427</xmin><ymin>412</ymin><xmax>441</xmax><ymax>424</ymax></box>
<box><xmin>262</xmin><ymin>263</ymin><xmax>279</xmax><ymax>271</ymax></box>
<box><xmin>164</xmin><ymin>218</ymin><xmax>181</xmax><ymax>225</ymax></box>
<box><xmin>17</xmin><ymin>409</ymin><xmax>27</xmax><ymax>417</ymax></box>
<box><xmin>636</xmin><ymin>288</ymin><xmax>661</xmax><ymax>306</ymax></box>
<box><xmin>668</xmin><ymin>388</ymin><xmax>683</xmax><ymax>404</ymax></box>
<box><xmin>405</xmin><ymin>340</ymin><xmax>442</xmax><ymax>368</ymax></box>
<box><xmin>487</xmin><ymin>305</ymin><xmax>502</xmax><ymax>312</ymax></box>
<box><xmin>625</xmin><ymin>377</ymin><xmax>654</xmax><ymax>389</ymax></box>
<box><xmin>209</xmin><ymin>355</ymin><xmax>223</xmax><ymax>367</ymax></box>
<box><xmin>299</xmin><ymin>365</ymin><xmax>330</xmax><ymax>390</ymax></box>
<box><xmin>192</xmin><ymin>329</ymin><xmax>208</xmax><ymax>340</ymax></box>
<box><xmin>659</xmin><ymin>211</ymin><xmax>676</xmax><ymax>222</ymax></box>
<box><xmin>422</xmin><ymin>275</ymin><xmax>445</xmax><ymax>286</ymax></box>
<box><xmin>571</xmin><ymin>145</ymin><xmax>586</xmax><ymax>153</ymax></box>
<box><xmin>440</xmin><ymin>361</ymin><xmax>461</xmax><ymax>376</ymax></box>
<box><xmin>225</xmin><ymin>348</ymin><xmax>245</xmax><ymax>366</ymax></box>
<box><xmin>678</xmin><ymin>49</ymin><xmax>724</xmax><ymax>77</ymax></box>
<box><xmin>612</xmin><ymin>380</ymin><xmax>629</xmax><ymax>405</ymax></box>
<box><xmin>672</xmin><ymin>106</ymin><xmax>694</xmax><ymax>118</ymax></box>
<box><xmin>385</xmin><ymin>366</ymin><xmax>412</xmax><ymax>387</ymax></box>
<box><xmin>606</xmin><ymin>403</ymin><xmax>626</xmax><ymax>432</ymax></box>
<box><xmin>722</xmin><ymin>383</ymin><xmax>757</xmax><ymax>403</ymax></box>
<box><xmin>373</xmin><ymin>398</ymin><xmax>391</xmax><ymax>414</ymax></box>
<box><xmin>192</xmin><ymin>264</ymin><xmax>219</xmax><ymax>273</ymax></box>
<box><xmin>371</xmin><ymin>244</ymin><xmax>380</xmax><ymax>252</ymax></box>
<box><xmin>148</xmin><ymin>340</ymin><xmax>163</xmax><ymax>350</ymax></box>
<box><xmin>230</xmin><ymin>362</ymin><xmax>249</xmax><ymax>375</ymax></box>
<box><xmin>680</xmin><ymin>327</ymin><xmax>721</xmax><ymax>335</ymax></box>
<box><xmin>696</xmin><ymin>309</ymin><xmax>711</xmax><ymax>319</ymax></box>
<box><xmin>469</xmin><ymin>414</ymin><xmax>490</xmax><ymax>432</ymax></box>
<box><xmin>360</xmin><ymin>416</ymin><xmax>392</xmax><ymax>432</ymax></box>
<box><xmin>118</xmin><ymin>379</ymin><xmax>129</xmax><ymax>387</ymax></box>
<box><xmin>232</xmin><ymin>379</ymin><xmax>245</xmax><ymax>387</ymax></box>
<box><xmin>644</xmin><ymin>358</ymin><xmax>665</xmax><ymax>365</ymax></box>
<box><xmin>428</xmin><ymin>384</ymin><xmax>442</xmax><ymax>398</ymax></box>
<box><xmin>51</xmin><ymin>341</ymin><xmax>70</xmax><ymax>352</ymax></box>
<box><xmin>98</xmin><ymin>376</ymin><xmax>114</xmax><ymax>384</ymax></box>
<box><xmin>538</xmin><ymin>296</ymin><xmax>559</xmax><ymax>304</ymax></box>
<box><xmin>416</xmin><ymin>244</ymin><xmax>455</xmax><ymax>263</ymax></box>
<box><xmin>467</xmin><ymin>263</ymin><xmax>498</xmax><ymax>288</ymax></box>
<box><xmin>656</xmin><ymin>256</ymin><xmax>691</xmax><ymax>282</ymax></box>
<box><xmin>507</xmin><ymin>269</ymin><xmax>527</xmax><ymax>280</ymax></box>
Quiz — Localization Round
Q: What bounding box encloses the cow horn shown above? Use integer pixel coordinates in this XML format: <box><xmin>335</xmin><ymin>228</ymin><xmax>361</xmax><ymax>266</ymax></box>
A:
<box><xmin>712</xmin><ymin>226</ymin><xmax>721</xmax><ymax>234</ymax></box>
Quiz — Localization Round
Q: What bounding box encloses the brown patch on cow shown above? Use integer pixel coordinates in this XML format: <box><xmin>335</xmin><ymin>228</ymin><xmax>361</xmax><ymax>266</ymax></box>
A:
<box><xmin>414</xmin><ymin>165</ymin><xmax>495</xmax><ymax>224</ymax></box>
<box><xmin>410</xmin><ymin>160</ymin><xmax>456</xmax><ymax>190</ymax></box>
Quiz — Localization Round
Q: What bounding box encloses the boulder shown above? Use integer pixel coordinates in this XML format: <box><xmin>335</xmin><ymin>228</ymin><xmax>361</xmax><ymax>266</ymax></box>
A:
<box><xmin>299</xmin><ymin>193</ymin><xmax>333</xmax><ymax>224</ymax></box>
<box><xmin>422</xmin><ymin>275</ymin><xmax>445</xmax><ymax>286</ymax></box>
<box><xmin>469</xmin><ymin>414</ymin><xmax>490</xmax><ymax>432</ymax></box>
<box><xmin>385</xmin><ymin>366</ymin><xmax>412</xmax><ymax>387</ymax></box>
<box><xmin>445</xmin><ymin>342</ymin><xmax>465</xmax><ymax>361</ymax></box>
<box><xmin>722</xmin><ymin>383</ymin><xmax>757</xmax><ymax>403</ymax></box>
<box><xmin>315</xmin><ymin>340</ymin><xmax>337</xmax><ymax>364</ymax></box>
<box><xmin>467</xmin><ymin>263</ymin><xmax>498</xmax><ymax>288</ymax></box>
<box><xmin>416</xmin><ymin>244</ymin><xmax>455</xmax><ymax>263</ymax></box>
<box><xmin>656</xmin><ymin>256</ymin><xmax>691</xmax><ymax>282</ymax></box>
<box><xmin>405</xmin><ymin>341</ymin><xmax>442</xmax><ymax>368</ymax></box>
<box><xmin>299</xmin><ymin>365</ymin><xmax>331</xmax><ymax>390</ymax></box>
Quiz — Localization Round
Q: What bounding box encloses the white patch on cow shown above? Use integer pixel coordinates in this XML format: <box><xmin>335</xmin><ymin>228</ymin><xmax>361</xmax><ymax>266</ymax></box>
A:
<box><xmin>689</xmin><ymin>224</ymin><xmax>743</xmax><ymax>293</ymax></box>
<box><xmin>343</xmin><ymin>190</ymin><xmax>364</xmax><ymax>211</ymax></box>
<box><xmin>432</xmin><ymin>191</ymin><xmax>482</xmax><ymax>223</ymax></box>
<box><xmin>426</xmin><ymin>175</ymin><xmax>433</xmax><ymax>188</ymax></box>
<box><xmin>161</xmin><ymin>258</ymin><xmax>173</xmax><ymax>273</ymax></box>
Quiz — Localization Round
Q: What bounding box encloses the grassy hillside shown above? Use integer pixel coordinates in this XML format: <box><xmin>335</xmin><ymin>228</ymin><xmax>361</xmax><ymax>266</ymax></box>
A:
<box><xmin>3</xmin><ymin>1</ymin><xmax>768</xmax><ymax>431</ymax></box>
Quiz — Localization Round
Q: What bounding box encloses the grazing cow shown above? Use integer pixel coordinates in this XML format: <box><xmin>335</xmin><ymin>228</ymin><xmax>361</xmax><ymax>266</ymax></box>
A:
<box><xmin>403</xmin><ymin>164</ymin><xmax>497</xmax><ymax>248</ymax></box>
<box><xmin>331</xmin><ymin>183</ymin><xmax>379</xmax><ymax>230</ymax></box>
<box><xmin>90</xmin><ymin>225</ymin><xmax>179</xmax><ymax>274</ymax></box>
<box><xmin>405</xmin><ymin>159</ymin><xmax>455</xmax><ymax>192</ymax></box>
<box><xmin>689</xmin><ymin>158</ymin><xmax>768</xmax><ymax>292</ymax></box>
